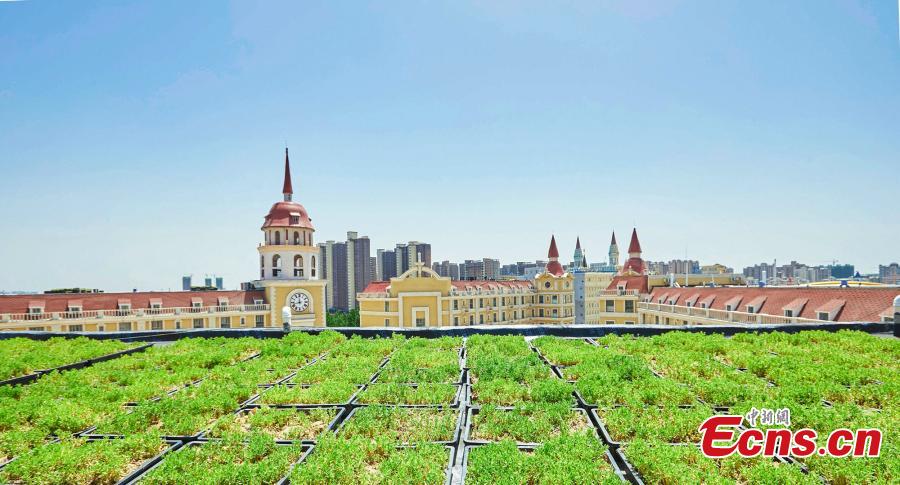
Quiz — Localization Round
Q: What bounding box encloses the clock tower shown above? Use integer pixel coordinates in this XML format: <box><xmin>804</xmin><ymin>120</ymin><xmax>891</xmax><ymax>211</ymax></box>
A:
<box><xmin>257</xmin><ymin>148</ymin><xmax>327</xmax><ymax>327</ymax></box>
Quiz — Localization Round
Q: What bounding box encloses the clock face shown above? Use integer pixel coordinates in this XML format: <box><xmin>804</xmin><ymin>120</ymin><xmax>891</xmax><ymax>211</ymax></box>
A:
<box><xmin>289</xmin><ymin>292</ymin><xmax>310</xmax><ymax>312</ymax></box>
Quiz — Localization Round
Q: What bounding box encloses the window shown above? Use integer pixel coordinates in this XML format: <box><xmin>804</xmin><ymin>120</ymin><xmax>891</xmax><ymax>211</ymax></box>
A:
<box><xmin>747</xmin><ymin>306</ymin><xmax>755</xmax><ymax>314</ymax></box>
<box><xmin>274</xmin><ymin>232</ymin><xmax>281</xmax><ymax>244</ymax></box>
<box><xmin>416</xmin><ymin>315</ymin><xmax>426</xmax><ymax>327</ymax></box>
<box><xmin>469</xmin><ymin>300</ymin><xmax>474</xmax><ymax>309</ymax></box>
<box><xmin>551</xmin><ymin>295</ymin><xmax>558</xmax><ymax>304</ymax></box>
<box><xmin>469</xmin><ymin>316</ymin><xmax>474</xmax><ymax>324</ymax></box>
<box><xmin>151</xmin><ymin>320</ymin><xmax>163</xmax><ymax>330</ymax></box>
<box><xmin>784</xmin><ymin>310</ymin><xmax>794</xmax><ymax>317</ymax></box>
<box><xmin>220</xmin><ymin>317</ymin><xmax>231</xmax><ymax>328</ymax></box>
<box><xmin>68</xmin><ymin>324</ymin><xmax>83</xmax><ymax>332</ymax></box>
<box><xmin>605</xmin><ymin>320</ymin><xmax>615</xmax><ymax>325</ymax></box>
<box><xmin>28</xmin><ymin>327</ymin><xmax>45</xmax><ymax>331</ymax></box>
<box><xmin>625</xmin><ymin>320</ymin><xmax>635</xmax><ymax>325</ymax></box>
<box><xmin>817</xmin><ymin>312</ymin><xmax>830</xmax><ymax>321</ymax></box>
<box><xmin>293</xmin><ymin>231</ymin><xmax>300</xmax><ymax>244</ymax></box>
<box><xmin>493</xmin><ymin>298</ymin><xmax>497</xmax><ymax>306</ymax></box>
<box><xmin>539</xmin><ymin>296</ymin><xmax>544</xmax><ymax>304</ymax></box>
<box><xmin>625</xmin><ymin>300</ymin><xmax>634</xmax><ymax>313</ymax></box>
<box><xmin>294</xmin><ymin>255</ymin><xmax>304</xmax><ymax>277</ymax></box>
<box><xmin>385</xmin><ymin>318</ymin><xmax>390</xmax><ymax>327</ymax></box>
<box><xmin>479</xmin><ymin>315</ymin><xmax>484</xmax><ymax>324</ymax></box>
<box><xmin>725</xmin><ymin>305</ymin><xmax>733</xmax><ymax>312</ymax></box>
<box><xmin>290</xmin><ymin>216</ymin><xmax>300</xmax><ymax>225</ymax></box>
<box><xmin>175</xmin><ymin>320</ymin><xmax>181</xmax><ymax>329</ymax></box>
<box><xmin>605</xmin><ymin>300</ymin><xmax>614</xmax><ymax>312</ymax></box>
<box><xmin>193</xmin><ymin>318</ymin><xmax>204</xmax><ymax>329</ymax></box>
<box><xmin>311</xmin><ymin>256</ymin><xmax>316</xmax><ymax>277</ymax></box>
<box><xmin>118</xmin><ymin>322</ymin><xmax>132</xmax><ymax>331</ymax></box>
<box><xmin>454</xmin><ymin>317</ymin><xmax>459</xmax><ymax>326</ymax></box>
<box><xmin>552</xmin><ymin>309</ymin><xmax>558</xmax><ymax>317</ymax></box>
<box><xmin>255</xmin><ymin>315</ymin><xmax>265</xmax><ymax>328</ymax></box>
<box><xmin>453</xmin><ymin>300</ymin><xmax>458</xmax><ymax>310</ymax></box>
<box><xmin>539</xmin><ymin>309</ymin><xmax>544</xmax><ymax>317</ymax></box>
<box><xmin>384</xmin><ymin>301</ymin><xmax>390</xmax><ymax>312</ymax></box>
<box><xmin>240</xmin><ymin>317</ymin><xmax>245</xmax><ymax>326</ymax></box>
<box><xmin>272</xmin><ymin>255</ymin><xmax>282</xmax><ymax>277</ymax></box>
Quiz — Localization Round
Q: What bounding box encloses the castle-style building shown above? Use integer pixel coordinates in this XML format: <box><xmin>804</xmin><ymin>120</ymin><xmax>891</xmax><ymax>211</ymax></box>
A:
<box><xmin>357</xmin><ymin>235</ymin><xmax>573</xmax><ymax>327</ymax></box>
<box><xmin>0</xmin><ymin>149</ymin><xmax>326</xmax><ymax>332</ymax></box>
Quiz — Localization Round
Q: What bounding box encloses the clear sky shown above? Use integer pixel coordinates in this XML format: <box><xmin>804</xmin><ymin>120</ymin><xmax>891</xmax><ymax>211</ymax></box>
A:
<box><xmin>1</xmin><ymin>1</ymin><xmax>898</xmax><ymax>292</ymax></box>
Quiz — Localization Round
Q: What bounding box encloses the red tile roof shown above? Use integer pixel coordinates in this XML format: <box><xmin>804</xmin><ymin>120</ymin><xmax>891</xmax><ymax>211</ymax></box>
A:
<box><xmin>261</xmin><ymin>201</ymin><xmax>314</xmax><ymax>230</ymax></box>
<box><xmin>608</xmin><ymin>275</ymin><xmax>649</xmax><ymax>294</ymax></box>
<box><xmin>451</xmin><ymin>280</ymin><xmax>534</xmax><ymax>291</ymax></box>
<box><xmin>0</xmin><ymin>290</ymin><xmax>264</xmax><ymax>314</ymax></box>
<box><xmin>360</xmin><ymin>280</ymin><xmax>535</xmax><ymax>295</ymax></box>
<box><xmin>647</xmin><ymin>286</ymin><xmax>899</xmax><ymax>323</ymax></box>
<box><xmin>622</xmin><ymin>257</ymin><xmax>645</xmax><ymax>275</ymax></box>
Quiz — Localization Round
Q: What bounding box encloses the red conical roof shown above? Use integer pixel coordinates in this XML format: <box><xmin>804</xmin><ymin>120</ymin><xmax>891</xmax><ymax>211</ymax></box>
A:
<box><xmin>282</xmin><ymin>147</ymin><xmax>293</xmax><ymax>197</ymax></box>
<box><xmin>548</xmin><ymin>235</ymin><xmax>559</xmax><ymax>258</ymax></box>
<box><xmin>628</xmin><ymin>228</ymin><xmax>642</xmax><ymax>254</ymax></box>
<box><xmin>575</xmin><ymin>237</ymin><xmax>581</xmax><ymax>250</ymax></box>
<box><xmin>610</xmin><ymin>232</ymin><xmax>617</xmax><ymax>245</ymax></box>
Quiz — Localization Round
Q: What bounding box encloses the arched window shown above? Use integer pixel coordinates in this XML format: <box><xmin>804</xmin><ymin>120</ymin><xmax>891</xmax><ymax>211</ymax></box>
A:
<box><xmin>294</xmin><ymin>255</ymin><xmax>304</xmax><ymax>277</ymax></box>
<box><xmin>272</xmin><ymin>255</ymin><xmax>282</xmax><ymax>277</ymax></box>
<box><xmin>293</xmin><ymin>232</ymin><xmax>300</xmax><ymax>245</ymax></box>
<box><xmin>311</xmin><ymin>255</ymin><xmax>316</xmax><ymax>277</ymax></box>
<box><xmin>302</xmin><ymin>231</ymin><xmax>307</xmax><ymax>246</ymax></box>
<box><xmin>274</xmin><ymin>231</ymin><xmax>281</xmax><ymax>245</ymax></box>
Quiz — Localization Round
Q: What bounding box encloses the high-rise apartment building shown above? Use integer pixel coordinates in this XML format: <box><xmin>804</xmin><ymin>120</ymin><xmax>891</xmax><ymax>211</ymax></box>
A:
<box><xmin>879</xmin><ymin>263</ymin><xmax>900</xmax><ymax>285</ymax></box>
<box><xmin>377</xmin><ymin>249</ymin><xmax>397</xmax><ymax>282</ymax></box>
<box><xmin>483</xmin><ymin>258</ymin><xmax>500</xmax><ymax>280</ymax></box>
<box><xmin>394</xmin><ymin>241</ymin><xmax>432</xmax><ymax>276</ymax></box>
<box><xmin>319</xmin><ymin>231</ymin><xmax>372</xmax><ymax>311</ymax></box>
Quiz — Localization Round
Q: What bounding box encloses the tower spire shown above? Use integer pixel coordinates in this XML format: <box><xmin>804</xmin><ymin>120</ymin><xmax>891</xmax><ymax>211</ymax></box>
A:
<box><xmin>545</xmin><ymin>235</ymin><xmax>564</xmax><ymax>276</ymax></box>
<box><xmin>282</xmin><ymin>147</ymin><xmax>293</xmax><ymax>202</ymax></box>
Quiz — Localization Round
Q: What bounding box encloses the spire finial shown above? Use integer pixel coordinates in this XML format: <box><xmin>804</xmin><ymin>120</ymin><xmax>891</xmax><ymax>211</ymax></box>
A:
<box><xmin>282</xmin><ymin>147</ymin><xmax>293</xmax><ymax>201</ymax></box>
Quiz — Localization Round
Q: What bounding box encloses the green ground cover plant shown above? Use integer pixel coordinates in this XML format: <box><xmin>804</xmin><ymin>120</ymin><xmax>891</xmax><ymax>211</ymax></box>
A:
<box><xmin>291</xmin><ymin>435</ymin><xmax>450</xmax><ymax>484</ymax></box>
<box><xmin>206</xmin><ymin>406</ymin><xmax>337</xmax><ymax>441</ymax></box>
<box><xmin>0</xmin><ymin>337</ymin><xmax>135</xmax><ymax>382</ymax></box>
<box><xmin>472</xmin><ymin>377</ymin><xmax>573</xmax><ymax>406</ymax></box>
<box><xmin>141</xmin><ymin>433</ymin><xmax>305</xmax><ymax>484</ymax></box>
<box><xmin>465</xmin><ymin>434</ymin><xmax>619</xmax><ymax>485</ymax></box>
<box><xmin>469</xmin><ymin>403</ymin><xmax>591</xmax><ymax>443</ymax></box>
<box><xmin>356</xmin><ymin>383</ymin><xmax>458</xmax><ymax>405</ymax></box>
<box><xmin>623</xmin><ymin>439</ymin><xmax>819</xmax><ymax>484</ymax></box>
<box><xmin>259</xmin><ymin>382</ymin><xmax>358</xmax><ymax>405</ymax></box>
<box><xmin>597</xmin><ymin>405</ymin><xmax>713</xmax><ymax>443</ymax></box>
<box><xmin>339</xmin><ymin>405</ymin><xmax>457</xmax><ymax>443</ymax></box>
<box><xmin>531</xmin><ymin>336</ymin><xmax>595</xmax><ymax>366</ymax></box>
<box><xmin>0</xmin><ymin>432</ymin><xmax>165</xmax><ymax>485</ymax></box>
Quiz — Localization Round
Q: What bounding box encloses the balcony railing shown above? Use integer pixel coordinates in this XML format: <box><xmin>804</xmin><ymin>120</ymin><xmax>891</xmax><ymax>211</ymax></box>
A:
<box><xmin>0</xmin><ymin>304</ymin><xmax>271</xmax><ymax>324</ymax></box>
<box><xmin>597</xmin><ymin>289</ymin><xmax>640</xmax><ymax>296</ymax></box>
<box><xmin>638</xmin><ymin>302</ymin><xmax>830</xmax><ymax>324</ymax></box>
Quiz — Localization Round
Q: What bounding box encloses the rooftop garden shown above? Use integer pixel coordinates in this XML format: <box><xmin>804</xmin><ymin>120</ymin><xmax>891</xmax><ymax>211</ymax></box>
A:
<box><xmin>0</xmin><ymin>329</ymin><xmax>895</xmax><ymax>484</ymax></box>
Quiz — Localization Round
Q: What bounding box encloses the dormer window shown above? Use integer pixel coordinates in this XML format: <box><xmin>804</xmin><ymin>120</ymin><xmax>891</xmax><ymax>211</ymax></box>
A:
<box><xmin>27</xmin><ymin>307</ymin><xmax>43</xmax><ymax>314</ymax></box>
<box><xmin>725</xmin><ymin>305</ymin><xmax>733</xmax><ymax>312</ymax></box>
<box><xmin>746</xmin><ymin>305</ymin><xmax>755</xmax><ymax>314</ymax></box>
<box><xmin>290</xmin><ymin>215</ymin><xmax>300</xmax><ymax>225</ymax></box>
<box><xmin>784</xmin><ymin>310</ymin><xmax>793</xmax><ymax>318</ymax></box>
<box><xmin>817</xmin><ymin>312</ymin><xmax>830</xmax><ymax>321</ymax></box>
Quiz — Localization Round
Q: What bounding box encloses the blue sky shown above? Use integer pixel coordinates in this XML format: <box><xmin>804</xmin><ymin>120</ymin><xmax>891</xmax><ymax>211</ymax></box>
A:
<box><xmin>1</xmin><ymin>1</ymin><xmax>898</xmax><ymax>291</ymax></box>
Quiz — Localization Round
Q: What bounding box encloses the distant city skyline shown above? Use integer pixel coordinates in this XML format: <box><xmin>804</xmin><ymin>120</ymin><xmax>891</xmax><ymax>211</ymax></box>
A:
<box><xmin>1</xmin><ymin>1</ymin><xmax>898</xmax><ymax>291</ymax></box>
